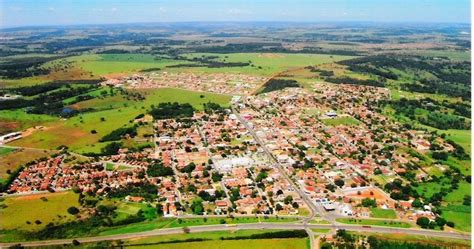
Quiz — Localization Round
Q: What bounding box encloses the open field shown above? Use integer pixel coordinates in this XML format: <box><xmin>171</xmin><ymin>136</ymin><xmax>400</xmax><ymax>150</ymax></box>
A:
<box><xmin>370</xmin><ymin>208</ymin><xmax>397</xmax><ymax>219</ymax></box>
<box><xmin>0</xmin><ymin>110</ymin><xmax>58</xmax><ymax>134</ymax></box>
<box><xmin>348</xmin><ymin>231</ymin><xmax>471</xmax><ymax>248</ymax></box>
<box><xmin>441</xmin><ymin>205</ymin><xmax>471</xmax><ymax>232</ymax></box>
<box><xmin>183</xmin><ymin>53</ymin><xmax>355</xmax><ymax>76</ymax></box>
<box><xmin>0</xmin><ymin>191</ymin><xmax>79</xmax><ymax>231</ymax></box>
<box><xmin>125</xmin><ymin>238</ymin><xmax>307</xmax><ymax>249</ymax></box>
<box><xmin>321</xmin><ymin>116</ymin><xmax>360</xmax><ymax>126</ymax></box>
<box><xmin>60</xmin><ymin>54</ymin><xmax>185</xmax><ymax>77</ymax></box>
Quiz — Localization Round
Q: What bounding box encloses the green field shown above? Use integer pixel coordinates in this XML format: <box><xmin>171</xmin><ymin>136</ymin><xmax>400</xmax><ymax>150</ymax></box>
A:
<box><xmin>56</xmin><ymin>54</ymin><xmax>185</xmax><ymax>77</ymax></box>
<box><xmin>321</xmin><ymin>116</ymin><xmax>360</xmax><ymax>126</ymax></box>
<box><xmin>124</xmin><ymin>238</ymin><xmax>307</xmax><ymax>249</ymax></box>
<box><xmin>0</xmin><ymin>110</ymin><xmax>58</xmax><ymax>134</ymax></box>
<box><xmin>441</xmin><ymin>205</ymin><xmax>471</xmax><ymax>232</ymax></box>
<box><xmin>10</xmin><ymin>88</ymin><xmax>231</xmax><ymax>153</ymax></box>
<box><xmin>370</xmin><ymin>208</ymin><xmax>397</xmax><ymax>219</ymax></box>
<box><xmin>184</xmin><ymin>53</ymin><xmax>355</xmax><ymax>76</ymax></box>
<box><xmin>0</xmin><ymin>147</ymin><xmax>16</xmax><ymax>156</ymax></box>
<box><xmin>444</xmin><ymin>181</ymin><xmax>471</xmax><ymax>204</ymax></box>
<box><xmin>444</xmin><ymin>129</ymin><xmax>471</xmax><ymax>155</ymax></box>
<box><xmin>0</xmin><ymin>191</ymin><xmax>79</xmax><ymax>231</ymax></box>
<box><xmin>336</xmin><ymin>218</ymin><xmax>412</xmax><ymax>228</ymax></box>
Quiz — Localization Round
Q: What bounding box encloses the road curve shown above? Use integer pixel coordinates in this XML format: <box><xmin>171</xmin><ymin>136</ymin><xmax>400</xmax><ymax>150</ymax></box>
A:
<box><xmin>0</xmin><ymin>222</ymin><xmax>470</xmax><ymax>248</ymax></box>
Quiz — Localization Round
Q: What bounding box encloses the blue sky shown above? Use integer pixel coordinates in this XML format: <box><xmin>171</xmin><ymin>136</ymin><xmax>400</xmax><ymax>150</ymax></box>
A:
<box><xmin>0</xmin><ymin>0</ymin><xmax>470</xmax><ymax>28</ymax></box>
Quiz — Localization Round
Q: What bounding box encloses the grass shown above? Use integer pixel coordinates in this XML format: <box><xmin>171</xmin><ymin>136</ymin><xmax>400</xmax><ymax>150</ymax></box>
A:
<box><xmin>64</xmin><ymin>54</ymin><xmax>185</xmax><ymax>77</ymax></box>
<box><xmin>0</xmin><ymin>191</ymin><xmax>79</xmax><ymax>231</ymax></box>
<box><xmin>370</xmin><ymin>208</ymin><xmax>397</xmax><ymax>219</ymax></box>
<box><xmin>441</xmin><ymin>205</ymin><xmax>471</xmax><ymax>232</ymax></box>
<box><xmin>121</xmin><ymin>229</ymin><xmax>297</xmax><ymax>245</ymax></box>
<box><xmin>10</xmin><ymin>88</ymin><xmax>231</xmax><ymax>153</ymax></box>
<box><xmin>444</xmin><ymin>129</ymin><xmax>471</xmax><ymax>155</ymax></box>
<box><xmin>349</xmin><ymin>231</ymin><xmax>471</xmax><ymax>248</ymax></box>
<box><xmin>123</xmin><ymin>238</ymin><xmax>307</xmax><ymax>249</ymax></box>
<box><xmin>183</xmin><ymin>53</ymin><xmax>355</xmax><ymax>76</ymax></box>
<box><xmin>444</xmin><ymin>181</ymin><xmax>471</xmax><ymax>204</ymax></box>
<box><xmin>0</xmin><ymin>148</ymin><xmax>53</xmax><ymax>182</ymax></box>
<box><xmin>336</xmin><ymin>218</ymin><xmax>411</xmax><ymax>228</ymax></box>
<box><xmin>321</xmin><ymin>116</ymin><xmax>360</xmax><ymax>126</ymax></box>
<box><xmin>99</xmin><ymin>216</ymin><xmax>300</xmax><ymax>236</ymax></box>
<box><xmin>0</xmin><ymin>110</ymin><xmax>58</xmax><ymax>134</ymax></box>
<box><xmin>0</xmin><ymin>147</ymin><xmax>16</xmax><ymax>156</ymax></box>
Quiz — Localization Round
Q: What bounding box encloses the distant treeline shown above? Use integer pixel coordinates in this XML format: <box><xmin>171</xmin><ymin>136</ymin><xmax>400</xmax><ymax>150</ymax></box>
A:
<box><xmin>0</xmin><ymin>56</ymin><xmax>65</xmax><ymax>79</ymax></box>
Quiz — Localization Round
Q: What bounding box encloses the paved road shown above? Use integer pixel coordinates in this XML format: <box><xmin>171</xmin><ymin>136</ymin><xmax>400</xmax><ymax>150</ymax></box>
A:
<box><xmin>231</xmin><ymin>105</ymin><xmax>331</xmax><ymax>223</ymax></box>
<box><xmin>0</xmin><ymin>222</ymin><xmax>469</xmax><ymax>248</ymax></box>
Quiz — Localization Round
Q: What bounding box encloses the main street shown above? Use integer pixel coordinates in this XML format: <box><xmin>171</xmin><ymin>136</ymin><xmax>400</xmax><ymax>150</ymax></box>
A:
<box><xmin>231</xmin><ymin>105</ymin><xmax>332</xmax><ymax>223</ymax></box>
<box><xmin>0</xmin><ymin>222</ymin><xmax>470</xmax><ymax>248</ymax></box>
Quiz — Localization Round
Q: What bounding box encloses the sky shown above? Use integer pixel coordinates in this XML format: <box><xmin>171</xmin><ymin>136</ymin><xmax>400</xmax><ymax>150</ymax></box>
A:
<box><xmin>0</xmin><ymin>0</ymin><xmax>471</xmax><ymax>28</ymax></box>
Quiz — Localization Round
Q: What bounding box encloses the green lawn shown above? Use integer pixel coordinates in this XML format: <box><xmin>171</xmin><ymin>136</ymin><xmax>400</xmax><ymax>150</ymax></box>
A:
<box><xmin>336</xmin><ymin>218</ymin><xmax>411</xmax><ymax>228</ymax></box>
<box><xmin>370</xmin><ymin>208</ymin><xmax>397</xmax><ymax>219</ymax></box>
<box><xmin>0</xmin><ymin>191</ymin><xmax>79</xmax><ymax>231</ymax></box>
<box><xmin>0</xmin><ymin>109</ymin><xmax>58</xmax><ymax>134</ymax></box>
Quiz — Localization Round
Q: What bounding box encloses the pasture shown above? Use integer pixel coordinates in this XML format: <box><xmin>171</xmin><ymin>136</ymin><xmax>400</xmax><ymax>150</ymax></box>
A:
<box><xmin>62</xmin><ymin>54</ymin><xmax>185</xmax><ymax>77</ymax></box>
<box><xmin>183</xmin><ymin>53</ymin><xmax>355</xmax><ymax>76</ymax></box>
<box><xmin>0</xmin><ymin>191</ymin><xmax>79</xmax><ymax>231</ymax></box>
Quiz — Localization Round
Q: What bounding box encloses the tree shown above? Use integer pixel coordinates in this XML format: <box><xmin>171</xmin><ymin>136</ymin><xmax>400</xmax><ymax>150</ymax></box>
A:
<box><xmin>416</xmin><ymin>217</ymin><xmax>430</xmax><ymax>228</ymax></box>
<box><xmin>334</xmin><ymin>179</ymin><xmax>345</xmax><ymax>187</ymax></box>
<box><xmin>361</xmin><ymin>198</ymin><xmax>377</xmax><ymax>208</ymax></box>
<box><xmin>283</xmin><ymin>195</ymin><xmax>293</xmax><ymax>205</ymax></box>
<box><xmin>435</xmin><ymin>217</ymin><xmax>446</xmax><ymax>227</ymax></box>
<box><xmin>190</xmin><ymin>198</ymin><xmax>204</xmax><ymax>215</ymax></box>
<box><xmin>156</xmin><ymin>203</ymin><xmax>163</xmax><ymax>216</ymax></box>
<box><xmin>67</xmin><ymin>206</ymin><xmax>79</xmax><ymax>215</ymax></box>
<box><xmin>275</xmin><ymin>203</ymin><xmax>283</xmax><ymax>211</ymax></box>
<box><xmin>412</xmin><ymin>199</ymin><xmax>423</xmax><ymax>208</ymax></box>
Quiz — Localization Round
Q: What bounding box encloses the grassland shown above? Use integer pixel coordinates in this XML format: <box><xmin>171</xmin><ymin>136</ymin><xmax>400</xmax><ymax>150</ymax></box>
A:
<box><xmin>183</xmin><ymin>53</ymin><xmax>355</xmax><ymax>76</ymax></box>
<box><xmin>370</xmin><ymin>208</ymin><xmax>397</xmax><ymax>219</ymax></box>
<box><xmin>0</xmin><ymin>110</ymin><xmax>58</xmax><ymax>134</ymax></box>
<box><xmin>336</xmin><ymin>218</ymin><xmax>412</xmax><ymax>228</ymax></box>
<box><xmin>99</xmin><ymin>216</ymin><xmax>300</xmax><ymax>236</ymax></box>
<box><xmin>0</xmin><ymin>147</ymin><xmax>16</xmax><ymax>156</ymax></box>
<box><xmin>348</xmin><ymin>231</ymin><xmax>471</xmax><ymax>248</ymax></box>
<box><xmin>123</xmin><ymin>238</ymin><xmax>307</xmax><ymax>249</ymax></box>
<box><xmin>0</xmin><ymin>148</ymin><xmax>53</xmax><ymax>182</ymax></box>
<box><xmin>321</xmin><ymin>116</ymin><xmax>360</xmax><ymax>126</ymax></box>
<box><xmin>441</xmin><ymin>205</ymin><xmax>471</xmax><ymax>232</ymax></box>
<box><xmin>10</xmin><ymin>88</ymin><xmax>231</xmax><ymax>153</ymax></box>
<box><xmin>58</xmin><ymin>54</ymin><xmax>185</xmax><ymax>77</ymax></box>
<box><xmin>0</xmin><ymin>191</ymin><xmax>79</xmax><ymax>231</ymax></box>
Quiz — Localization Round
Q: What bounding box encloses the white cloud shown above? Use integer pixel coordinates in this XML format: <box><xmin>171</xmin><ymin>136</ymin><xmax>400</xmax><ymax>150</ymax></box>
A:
<box><xmin>111</xmin><ymin>7</ymin><xmax>118</xmax><ymax>13</ymax></box>
<box><xmin>47</xmin><ymin>7</ymin><xmax>55</xmax><ymax>12</ymax></box>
